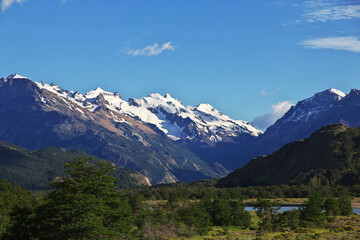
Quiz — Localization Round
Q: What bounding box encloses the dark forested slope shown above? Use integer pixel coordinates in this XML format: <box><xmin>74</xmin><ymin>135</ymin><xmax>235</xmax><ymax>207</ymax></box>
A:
<box><xmin>217</xmin><ymin>124</ymin><xmax>360</xmax><ymax>187</ymax></box>
<box><xmin>0</xmin><ymin>141</ymin><xmax>149</xmax><ymax>189</ymax></box>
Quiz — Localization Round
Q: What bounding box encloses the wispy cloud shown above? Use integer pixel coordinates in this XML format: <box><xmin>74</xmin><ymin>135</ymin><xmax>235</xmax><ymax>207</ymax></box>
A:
<box><xmin>125</xmin><ymin>42</ymin><xmax>176</xmax><ymax>57</ymax></box>
<box><xmin>303</xmin><ymin>2</ymin><xmax>360</xmax><ymax>22</ymax></box>
<box><xmin>282</xmin><ymin>0</ymin><xmax>360</xmax><ymax>26</ymax></box>
<box><xmin>251</xmin><ymin>101</ymin><xmax>294</xmax><ymax>130</ymax></box>
<box><xmin>1</xmin><ymin>0</ymin><xmax>25</xmax><ymax>13</ymax></box>
<box><xmin>261</xmin><ymin>84</ymin><xmax>286</xmax><ymax>96</ymax></box>
<box><xmin>1</xmin><ymin>0</ymin><xmax>68</xmax><ymax>13</ymax></box>
<box><xmin>300</xmin><ymin>36</ymin><xmax>360</xmax><ymax>53</ymax></box>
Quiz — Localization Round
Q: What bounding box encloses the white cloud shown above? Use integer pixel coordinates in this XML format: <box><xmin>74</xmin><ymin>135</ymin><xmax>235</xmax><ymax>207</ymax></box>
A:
<box><xmin>126</xmin><ymin>42</ymin><xmax>176</xmax><ymax>57</ymax></box>
<box><xmin>282</xmin><ymin>0</ymin><xmax>360</xmax><ymax>26</ymax></box>
<box><xmin>1</xmin><ymin>0</ymin><xmax>25</xmax><ymax>13</ymax></box>
<box><xmin>300</xmin><ymin>36</ymin><xmax>360</xmax><ymax>53</ymax></box>
<box><xmin>303</xmin><ymin>2</ymin><xmax>360</xmax><ymax>22</ymax></box>
<box><xmin>251</xmin><ymin>101</ymin><xmax>294</xmax><ymax>130</ymax></box>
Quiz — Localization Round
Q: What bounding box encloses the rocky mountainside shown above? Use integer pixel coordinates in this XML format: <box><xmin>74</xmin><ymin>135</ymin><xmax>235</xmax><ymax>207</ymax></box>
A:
<box><xmin>30</xmin><ymin>75</ymin><xmax>261</xmax><ymax>145</ymax></box>
<box><xmin>226</xmin><ymin>88</ymin><xmax>360</xmax><ymax>170</ymax></box>
<box><xmin>0</xmin><ymin>141</ymin><xmax>150</xmax><ymax>190</ymax></box>
<box><xmin>0</xmin><ymin>74</ymin><xmax>239</xmax><ymax>184</ymax></box>
<box><xmin>258</xmin><ymin>88</ymin><xmax>349</xmax><ymax>153</ymax></box>
<box><xmin>217</xmin><ymin>124</ymin><xmax>360</xmax><ymax>187</ymax></box>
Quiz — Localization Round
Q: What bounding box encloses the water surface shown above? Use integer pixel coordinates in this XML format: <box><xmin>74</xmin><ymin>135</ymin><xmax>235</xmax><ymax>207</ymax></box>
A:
<box><xmin>245</xmin><ymin>206</ymin><xmax>360</xmax><ymax>214</ymax></box>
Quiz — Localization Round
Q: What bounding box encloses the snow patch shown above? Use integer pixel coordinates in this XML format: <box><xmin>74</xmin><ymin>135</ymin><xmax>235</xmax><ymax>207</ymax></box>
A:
<box><xmin>329</xmin><ymin>88</ymin><xmax>346</xmax><ymax>98</ymax></box>
<box><xmin>30</xmin><ymin>78</ymin><xmax>262</xmax><ymax>142</ymax></box>
<box><xmin>9</xmin><ymin>74</ymin><xmax>29</xmax><ymax>79</ymax></box>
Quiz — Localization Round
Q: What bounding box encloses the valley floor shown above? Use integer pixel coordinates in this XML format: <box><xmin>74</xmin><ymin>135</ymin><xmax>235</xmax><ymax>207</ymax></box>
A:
<box><xmin>148</xmin><ymin>197</ymin><xmax>360</xmax><ymax>208</ymax></box>
<box><xmin>172</xmin><ymin>214</ymin><xmax>360</xmax><ymax>240</ymax></box>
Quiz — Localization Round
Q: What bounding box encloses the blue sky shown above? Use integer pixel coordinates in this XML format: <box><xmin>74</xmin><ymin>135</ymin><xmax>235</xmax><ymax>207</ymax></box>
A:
<box><xmin>1</xmin><ymin>0</ymin><xmax>359</xmax><ymax>129</ymax></box>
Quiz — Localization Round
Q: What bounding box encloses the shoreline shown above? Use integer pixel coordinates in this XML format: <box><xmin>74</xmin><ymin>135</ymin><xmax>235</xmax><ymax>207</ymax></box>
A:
<box><xmin>147</xmin><ymin>197</ymin><xmax>360</xmax><ymax>208</ymax></box>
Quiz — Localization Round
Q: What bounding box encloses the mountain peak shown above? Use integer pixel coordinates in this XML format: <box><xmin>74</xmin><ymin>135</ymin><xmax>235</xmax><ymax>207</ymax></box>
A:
<box><xmin>196</xmin><ymin>103</ymin><xmax>215</xmax><ymax>113</ymax></box>
<box><xmin>147</xmin><ymin>93</ymin><xmax>163</xmax><ymax>98</ymax></box>
<box><xmin>348</xmin><ymin>89</ymin><xmax>360</xmax><ymax>96</ymax></box>
<box><xmin>144</xmin><ymin>93</ymin><xmax>183</xmax><ymax>107</ymax></box>
<box><xmin>302</xmin><ymin>88</ymin><xmax>345</xmax><ymax>105</ymax></box>
<box><xmin>7</xmin><ymin>73</ymin><xmax>29</xmax><ymax>80</ymax></box>
<box><xmin>85</xmin><ymin>87</ymin><xmax>109</xmax><ymax>98</ymax></box>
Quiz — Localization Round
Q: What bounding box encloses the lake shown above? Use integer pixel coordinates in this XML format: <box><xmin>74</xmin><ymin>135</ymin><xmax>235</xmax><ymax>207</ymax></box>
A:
<box><xmin>245</xmin><ymin>206</ymin><xmax>360</xmax><ymax>214</ymax></box>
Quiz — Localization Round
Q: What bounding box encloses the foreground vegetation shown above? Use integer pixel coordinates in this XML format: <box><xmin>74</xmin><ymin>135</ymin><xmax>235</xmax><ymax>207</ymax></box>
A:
<box><xmin>1</xmin><ymin>158</ymin><xmax>359</xmax><ymax>240</ymax></box>
<box><xmin>173</xmin><ymin>214</ymin><xmax>360</xmax><ymax>240</ymax></box>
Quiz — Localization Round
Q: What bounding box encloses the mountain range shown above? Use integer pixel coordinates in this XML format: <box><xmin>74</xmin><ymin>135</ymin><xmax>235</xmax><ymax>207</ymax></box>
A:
<box><xmin>1</xmin><ymin>73</ymin><xmax>360</xmax><ymax>184</ymax></box>
<box><xmin>217</xmin><ymin>124</ymin><xmax>360</xmax><ymax>187</ymax></box>
<box><xmin>0</xmin><ymin>74</ymin><xmax>233</xmax><ymax>184</ymax></box>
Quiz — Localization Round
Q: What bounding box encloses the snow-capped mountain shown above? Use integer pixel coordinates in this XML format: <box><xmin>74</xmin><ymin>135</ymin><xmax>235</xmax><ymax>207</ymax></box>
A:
<box><xmin>222</xmin><ymin>88</ymin><xmax>360</xmax><ymax>170</ymax></box>
<box><xmin>236</xmin><ymin>88</ymin><xmax>360</xmax><ymax>166</ymax></box>
<box><xmin>30</xmin><ymin>76</ymin><xmax>261</xmax><ymax>144</ymax></box>
<box><xmin>0</xmin><ymin>74</ymin><xmax>232</xmax><ymax>184</ymax></box>
<box><xmin>281</xmin><ymin>88</ymin><xmax>345</xmax><ymax>124</ymax></box>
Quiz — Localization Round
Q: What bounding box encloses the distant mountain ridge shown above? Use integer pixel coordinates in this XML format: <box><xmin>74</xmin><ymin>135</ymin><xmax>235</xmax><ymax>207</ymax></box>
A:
<box><xmin>217</xmin><ymin>124</ymin><xmax>360</xmax><ymax>187</ymax></box>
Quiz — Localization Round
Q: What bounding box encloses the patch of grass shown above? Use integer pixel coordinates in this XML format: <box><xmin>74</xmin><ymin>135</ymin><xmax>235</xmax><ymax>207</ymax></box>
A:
<box><xmin>171</xmin><ymin>215</ymin><xmax>360</xmax><ymax>240</ymax></box>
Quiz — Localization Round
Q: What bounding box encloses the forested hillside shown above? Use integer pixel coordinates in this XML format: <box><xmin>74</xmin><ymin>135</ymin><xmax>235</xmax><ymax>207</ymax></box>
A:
<box><xmin>0</xmin><ymin>141</ymin><xmax>149</xmax><ymax>189</ymax></box>
<box><xmin>217</xmin><ymin>124</ymin><xmax>360</xmax><ymax>187</ymax></box>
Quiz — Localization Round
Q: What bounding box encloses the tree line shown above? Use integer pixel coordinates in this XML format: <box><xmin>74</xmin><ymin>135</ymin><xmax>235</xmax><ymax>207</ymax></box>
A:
<box><xmin>0</xmin><ymin>158</ymin><xmax>355</xmax><ymax>239</ymax></box>
<box><xmin>126</xmin><ymin>180</ymin><xmax>360</xmax><ymax>201</ymax></box>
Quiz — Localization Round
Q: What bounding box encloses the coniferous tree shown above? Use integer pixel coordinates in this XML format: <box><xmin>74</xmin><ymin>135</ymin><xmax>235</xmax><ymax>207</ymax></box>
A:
<box><xmin>300</xmin><ymin>191</ymin><xmax>325</xmax><ymax>227</ymax></box>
